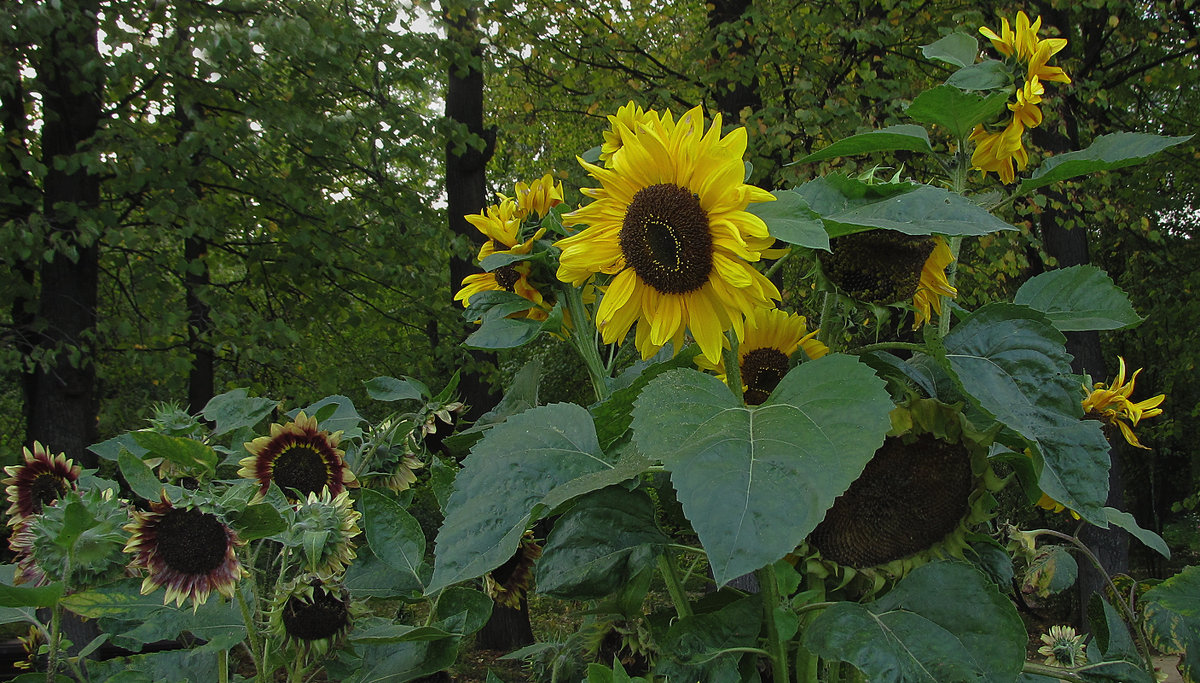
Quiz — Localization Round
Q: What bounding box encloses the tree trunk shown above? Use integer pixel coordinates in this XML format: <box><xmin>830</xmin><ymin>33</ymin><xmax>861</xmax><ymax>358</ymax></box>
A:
<box><xmin>27</xmin><ymin>0</ymin><xmax>105</xmax><ymax>468</ymax></box>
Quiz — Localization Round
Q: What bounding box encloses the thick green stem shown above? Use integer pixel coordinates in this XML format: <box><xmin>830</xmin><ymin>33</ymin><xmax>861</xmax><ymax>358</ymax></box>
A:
<box><xmin>236</xmin><ymin>585</ymin><xmax>265</xmax><ymax>682</ymax></box>
<box><xmin>562</xmin><ymin>283</ymin><xmax>610</xmax><ymax>402</ymax></box>
<box><xmin>46</xmin><ymin>601</ymin><xmax>62</xmax><ymax>683</ymax></box>
<box><xmin>938</xmin><ymin>143</ymin><xmax>970</xmax><ymax>338</ymax></box>
<box><xmin>657</xmin><ymin>552</ymin><xmax>693</xmax><ymax>619</ymax></box>
<box><xmin>758</xmin><ymin>564</ymin><xmax>790</xmax><ymax>683</ymax></box>
<box><xmin>817</xmin><ymin>291</ymin><xmax>838</xmax><ymax>351</ymax></box>
<box><xmin>724</xmin><ymin>330</ymin><xmax>743</xmax><ymax>402</ymax></box>
<box><xmin>852</xmin><ymin>341</ymin><xmax>927</xmax><ymax>355</ymax></box>
<box><xmin>764</xmin><ymin>247</ymin><xmax>794</xmax><ymax>278</ymax></box>
<box><xmin>1022</xmin><ymin>661</ymin><xmax>1088</xmax><ymax>682</ymax></box>
<box><xmin>219</xmin><ymin>649</ymin><xmax>229</xmax><ymax>683</ymax></box>
<box><xmin>794</xmin><ymin>569</ymin><xmax>827</xmax><ymax>683</ymax></box>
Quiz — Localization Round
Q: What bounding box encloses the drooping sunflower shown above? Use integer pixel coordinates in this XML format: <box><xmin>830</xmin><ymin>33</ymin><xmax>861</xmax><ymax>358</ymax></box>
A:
<box><xmin>818</xmin><ymin>230</ymin><xmax>935</xmax><ymax>304</ymax></box>
<box><xmin>556</xmin><ymin>105</ymin><xmax>781</xmax><ymax>364</ymax></box>
<box><xmin>696</xmin><ymin>307</ymin><xmax>827</xmax><ymax>405</ymax></box>
<box><xmin>910</xmin><ymin>236</ymin><xmax>958</xmax><ymax>329</ymax></box>
<box><xmin>124</xmin><ymin>492</ymin><xmax>247</xmax><ymax>609</ymax></box>
<box><xmin>803</xmin><ymin>398</ymin><xmax>1005</xmax><ymax>594</ymax></box>
<box><xmin>486</xmin><ymin>534</ymin><xmax>542</xmax><ymax>609</ymax></box>
<box><xmin>240</xmin><ymin>411</ymin><xmax>358</xmax><ymax>501</ymax></box>
<box><xmin>1082</xmin><ymin>356</ymin><xmax>1165</xmax><ymax>449</ymax></box>
<box><xmin>268</xmin><ymin>576</ymin><xmax>355</xmax><ymax>658</ymax></box>
<box><xmin>4</xmin><ymin>442</ymin><xmax>80</xmax><ymax>524</ymax></box>
<box><xmin>454</xmin><ymin>260</ymin><xmax>551</xmax><ymax>322</ymax></box>
<box><xmin>290</xmin><ymin>489</ymin><xmax>362</xmax><ymax>578</ymax></box>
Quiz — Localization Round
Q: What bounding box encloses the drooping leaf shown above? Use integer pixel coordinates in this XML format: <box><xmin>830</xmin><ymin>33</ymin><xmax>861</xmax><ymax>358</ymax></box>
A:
<box><xmin>201</xmin><ymin>388</ymin><xmax>277</xmax><ymax>438</ymax></box>
<box><xmin>1022</xmin><ymin>545</ymin><xmax>1078</xmax><ymax>597</ymax></box>
<box><xmin>298</xmin><ymin>395</ymin><xmax>363</xmax><ymax>440</ymax></box>
<box><xmin>1018</xmin><ymin>132</ymin><xmax>1194</xmax><ymax>194</ymax></box>
<box><xmin>943</xmin><ymin>303</ymin><xmax>1110</xmax><ymax>524</ymax></box>
<box><xmin>433</xmin><ymin>586</ymin><xmax>493</xmax><ymax>636</ymax></box>
<box><xmin>945</xmin><ymin>59</ymin><xmax>1009</xmax><ymax>90</ymax></box>
<box><xmin>88</xmin><ymin>433</ymin><xmax>148</xmax><ymax>462</ymax></box>
<box><xmin>536</xmin><ymin>487</ymin><xmax>669</xmax><ymax>600</ymax></box>
<box><xmin>1104</xmin><ymin>507</ymin><xmax>1170</xmax><ymax>559</ymax></box>
<box><xmin>804</xmin><ymin>561</ymin><xmax>1026</xmax><ymax>683</ymax></box>
<box><xmin>429</xmin><ymin>403</ymin><xmax>616</xmax><ymax>592</ymax></box>
<box><xmin>796</xmin><ymin>175</ymin><xmax>1016</xmax><ymax>239</ymax></box>
<box><xmin>631</xmin><ymin>355</ymin><xmax>892</xmax><ymax>585</ymax></box>
<box><xmin>360</xmin><ymin>489</ymin><xmax>426</xmax><ymax>593</ymax></box>
<box><xmin>345</xmin><ymin>545</ymin><xmax>420</xmax><ymax>600</ymax></box>
<box><xmin>364</xmin><ymin>376</ymin><xmax>427</xmax><ymax>402</ymax></box>
<box><xmin>1013</xmin><ymin>265</ymin><xmax>1142</xmax><ymax>331</ymax></box>
<box><xmin>442</xmin><ymin>359</ymin><xmax>542</xmax><ymax>457</ymax></box>
<box><xmin>921</xmin><ymin>32</ymin><xmax>980</xmax><ymax>68</ymax></box>
<box><xmin>793</xmin><ymin>124</ymin><xmax>935</xmax><ymax>165</ymax></box>
<box><xmin>129</xmin><ymin>432</ymin><xmax>219</xmax><ymax>475</ymax></box>
<box><xmin>228</xmin><ymin>503</ymin><xmax>288</xmax><ymax>542</ymax></box>
<box><xmin>1143</xmin><ymin>565</ymin><xmax>1200</xmax><ymax>683</ymax></box>
<box><xmin>340</xmin><ymin>612</ymin><xmax>465</xmax><ymax>683</ymax></box>
<box><xmin>118</xmin><ymin>450</ymin><xmax>165</xmax><ymax>501</ymax></box>
<box><xmin>0</xmin><ymin>580</ymin><xmax>64</xmax><ymax>608</ymax></box>
<box><xmin>84</xmin><ymin>648</ymin><xmax>218</xmax><ymax>683</ymax></box>
<box><xmin>464</xmin><ymin>307</ymin><xmax>542</xmax><ymax>349</ymax></box>
<box><xmin>907</xmin><ymin>86</ymin><xmax>1010</xmax><ymax>141</ymax></box>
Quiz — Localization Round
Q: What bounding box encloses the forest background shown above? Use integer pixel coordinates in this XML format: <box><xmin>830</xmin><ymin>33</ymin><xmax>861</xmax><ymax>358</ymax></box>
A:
<box><xmin>2</xmin><ymin>0</ymin><xmax>1198</xmax><ymax>582</ymax></box>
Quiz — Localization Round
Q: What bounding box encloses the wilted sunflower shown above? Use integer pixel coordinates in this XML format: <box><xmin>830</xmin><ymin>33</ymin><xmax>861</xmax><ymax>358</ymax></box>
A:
<box><xmin>696</xmin><ymin>307</ymin><xmax>827</xmax><ymax>405</ymax></box>
<box><xmin>486</xmin><ymin>534</ymin><xmax>542</xmax><ymax>609</ymax></box>
<box><xmin>818</xmin><ymin>230</ymin><xmax>936</xmax><ymax>307</ymax></box>
<box><xmin>268</xmin><ymin>577</ymin><xmax>354</xmax><ymax>658</ymax></box>
<box><xmin>910</xmin><ymin>236</ymin><xmax>958</xmax><ymax>329</ymax></box>
<box><xmin>1082</xmin><ymin>356</ymin><xmax>1165</xmax><ymax>449</ymax></box>
<box><xmin>290</xmin><ymin>489</ymin><xmax>362</xmax><ymax>578</ymax></box>
<box><xmin>805</xmin><ymin>398</ymin><xmax>1005</xmax><ymax>593</ymax></box>
<box><xmin>240</xmin><ymin>411</ymin><xmax>357</xmax><ymax>501</ymax></box>
<box><xmin>556</xmin><ymin>105</ymin><xmax>780</xmax><ymax>364</ymax></box>
<box><xmin>124</xmin><ymin>492</ymin><xmax>247</xmax><ymax>609</ymax></box>
<box><xmin>4</xmin><ymin>442</ymin><xmax>80</xmax><ymax>524</ymax></box>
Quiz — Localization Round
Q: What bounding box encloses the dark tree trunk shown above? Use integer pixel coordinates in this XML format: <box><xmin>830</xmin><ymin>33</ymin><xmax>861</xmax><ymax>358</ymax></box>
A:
<box><xmin>707</xmin><ymin>0</ymin><xmax>761</xmax><ymax>123</ymax></box>
<box><xmin>27</xmin><ymin>0</ymin><xmax>105</xmax><ymax>468</ymax></box>
<box><xmin>441</xmin><ymin>1</ymin><xmax>500</xmax><ymax>424</ymax></box>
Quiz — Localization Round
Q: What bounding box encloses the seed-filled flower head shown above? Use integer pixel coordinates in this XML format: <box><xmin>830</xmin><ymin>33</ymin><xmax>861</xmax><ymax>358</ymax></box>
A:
<box><xmin>805</xmin><ymin>398</ymin><xmax>1005</xmax><ymax>594</ymax></box>
<box><xmin>240</xmin><ymin>412</ymin><xmax>358</xmax><ymax>501</ymax></box>
<box><xmin>695</xmin><ymin>307</ymin><xmax>827</xmax><ymax>405</ymax></box>
<box><xmin>124</xmin><ymin>492</ymin><xmax>247</xmax><ymax>609</ymax></box>
<box><xmin>818</xmin><ymin>230</ymin><xmax>940</xmax><ymax>309</ymax></box>
<box><xmin>486</xmin><ymin>534</ymin><xmax>542</xmax><ymax>609</ymax></box>
<box><xmin>4</xmin><ymin>442</ymin><xmax>81</xmax><ymax>525</ymax></box>
<box><xmin>268</xmin><ymin>576</ymin><xmax>355</xmax><ymax>658</ymax></box>
<box><xmin>556</xmin><ymin>105</ymin><xmax>781</xmax><ymax>364</ymax></box>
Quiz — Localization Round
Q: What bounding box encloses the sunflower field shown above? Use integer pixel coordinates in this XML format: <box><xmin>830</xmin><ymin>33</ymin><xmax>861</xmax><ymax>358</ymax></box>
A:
<box><xmin>3</xmin><ymin>2</ymin><xmax>1200</xmax><ymax>683</ymax></box>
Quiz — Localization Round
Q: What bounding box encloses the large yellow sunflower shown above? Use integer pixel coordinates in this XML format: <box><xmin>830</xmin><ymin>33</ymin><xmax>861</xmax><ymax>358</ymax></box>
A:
<box><xmin>696</xmin><ymin>307</ymin><xmax>827</xmax><ymax>405</ymax></box>
<box><xmin>555</xmin><ymin>105</ymin><xmax>780</xmax><ymax>364</ymax></box>
<box><xmin>911</xmin><ymin>236</ymin><xmax>958</xmax><ymax>329</ymax></box>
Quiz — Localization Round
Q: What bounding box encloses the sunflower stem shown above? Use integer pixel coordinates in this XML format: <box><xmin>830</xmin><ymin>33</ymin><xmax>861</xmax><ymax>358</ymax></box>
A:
<box><xmin>656</xmin><ymin>552</ymin><xmax>692</xmax><ymax>619</ymax></box>
<box><xmin>46</xmin><ymin>600</ymin><xmax>62</xmax><ymax>683</ymax></box>
<box><xmin>794</xmin><ymin>569</ymin><xmax>826</xmax><ymax>683</ymax></box>
<box><xmin>938</xmin><ymin>143</ymin><xmax>970</xmax><ymax>338</ymax></box>
<box><xmin>764</xmin><ymin>246</ymin><xmax>794</xmax><ymax>278</ymax></box>
<box><xmin>758</xmin><ymin>563</ymin><xmax>790</xmax><ymax>683</ymax></box>
<box><xmin>852</xmin><ymin>341</ymin><xmax>927</xmax><ymax>355</ymax></box>
<box><xmin>817</xmin><ymin>291</ymin><xmax>839</xmax><ymax>352</ymax></box>
<box><xmin>236</xmin><ymin>582</ymin><xmax>266</xmax><ymax>682</ymax></box>
<box><xmin>562</xmin><ymin>283</ymin><xmax>610</xmax><ymax>402</ymax></box>
<box><xmin>219</xmin><ymin>648</ymin><xmax>229</xmax><ymax>683</ymax></box>
<box><xmin>1021</xmin><ymin>661</ymin><xmax>1088</xmax><ymax>682</ymax></box>
<box><xmin>724</xmin><ymin>330</ymin><xmax>743</xmax><ymax>402</ymax></box>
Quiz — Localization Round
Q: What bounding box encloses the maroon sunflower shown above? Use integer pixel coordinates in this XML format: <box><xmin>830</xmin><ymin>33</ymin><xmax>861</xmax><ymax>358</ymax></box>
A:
<box><xmin>4</xmin><ymin>442</ymin><xmax>80</xmax><ymax>525</ymax></box>
<box><xmin>124</xmin><ymin>492</ymin><xmax>247</xmax><ymax>608</ymax></box>
<box><xmin>239</xmin><ymin>411</ymin><xmax>357</xmax><ymax>501</ymax></box>
<box><xmin>8</xmin><ymin>519</ymin><xmax>48</xmax><ymax>586</ymax></box>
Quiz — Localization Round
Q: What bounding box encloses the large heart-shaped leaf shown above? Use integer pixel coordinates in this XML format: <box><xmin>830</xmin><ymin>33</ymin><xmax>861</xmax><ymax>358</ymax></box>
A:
<box><xmin>428</xmin><ymin>403</ymin><xmax>616</xmax><ymax>592</ymax></box>
<box><xmin>361</xmin><ymin>489</ymin><xmax>426</xmax><ymax>594</ymax></box>
<box><xmin>804</xmin><ymin>561</ymin><xmax>1026</xmax><ymax>683</ymax></box>
<box><xmin>631</xmin><ymin>355</ymin><xmax>892</xmax><ymax>585</ymax></box>
<box><xmin>1017</xmin><ymin>132</ymin><xmax>1193</xmax><ymax>195</ymax></box>
<box><xmin>747</xmin><ymin>189</ymin><xmax>830</xmax><ymax>251</ymax></box>
<box><xmin>943</xmin><ymin>303</ymin><xmax>1110</xmax><ymax>524</ymax></box>
<box><xmin>907</xmin><ymin>86</ymin><xmax>1010</xmax><ymax>141</ymax></box>
<box><xmin>1013</xmin><ymin>265</ymin><xmax>1141</xmax><ymax>332</ymax></box>
<box><xmin>202</xmin><ymin>388</ymin><xmax>277</xmax><ymax>438</ymax></box>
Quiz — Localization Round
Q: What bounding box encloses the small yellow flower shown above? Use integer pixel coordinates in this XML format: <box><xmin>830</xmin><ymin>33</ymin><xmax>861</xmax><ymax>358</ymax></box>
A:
<box><xmin>1038</xmin><ymin>624</ymin><xmax>1087</xmax><ymax>667</ymax></box>
<box><xmin>1082</xmin><ymin>357</ymin><xmax>1165</xmax><ymax>449</ymax></box>
<box><xmin>911</xmin><ymin>237</ymin><xmax>958</xmax><ymax>329</ymax></box>
<box><xmin>513</xmin><ymin>173</ymin><xmax>564</xmax><ymax>219</ymax></box>
<box><xmin>1027</xmin><ymin>38</ymin><xmax>1071</xmax><ymax>84</ymax></box>
<box><xmin>979</xmin><ymin>16</ymin><xmax>1017</xmax><ymax>58</ymax></box>
<box><xmin>1008</xmin><ymin>78</ymin><xmax>1045</xmax><ymax>130</ymax></box>
<box><xmin>599</xmin><ymin>101</ymin><xmax>659</xmax><ymax>166</ymax></box>
<box><xmin>465</xmin><ymin>197</ymin><xmax>534</xmax><ymax>261</ymax></box>
<box><xmin>969</xmin><ymin>121</ymin><xmax>1029</xmax><ymax>184</ymax></box>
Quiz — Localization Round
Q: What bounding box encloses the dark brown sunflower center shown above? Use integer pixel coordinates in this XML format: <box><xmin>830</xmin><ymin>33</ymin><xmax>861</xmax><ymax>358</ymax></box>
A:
<box><xmin>273</xmin><ymin>443</ymin><xmax>332</xmax><ymax>498</ymax></box>
<box><xmin>741</xmin><ymin>347</ymin><xmax>790</xmax><ymax>406</ymax></box>
<box><xmin>155</xmin><ymin>508</ymin><xmax>230</xmax><ymax>575</ymax></box>
<box><xmin>817</xmin><ymin>231</ymin><xmax>934</xmax><ymax>305</ymax></box>
<box><xmin>493</xmin><ymin>265</ymin><xmax>521</xmax><ymax>292</ymax></box>
<box><xmin>30</xmin><ymin>473</ymin><xmax>67</xmax><ymax>514</ymax></box>
<box><xmin>809</xmin><ymin>433</ymin><xmax>973</xmax><ymax>568</ymax></box>
<box><xmin>283</xmin><ymin>588</ymin><xmax>350</xmax><ymax>641</ymax></box>
<box><xmin>619</xmin><ymin>183</ymin><xmax>712</xmax><ymax>295</ymax></box>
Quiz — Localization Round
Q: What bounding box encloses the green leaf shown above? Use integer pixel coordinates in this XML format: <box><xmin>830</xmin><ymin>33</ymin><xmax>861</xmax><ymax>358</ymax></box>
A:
<box><xmin>480</xmin><ymin>250</ymin><xmax>541</xmax><ymax>271</ymax></box>
<box><xmin>461</xmin><ymin>290</ymin><xmax>534</xmax><ymax>323</ymax></box>
<box><xmin>945</xmin><ymin>59</ymin><xmax>1010</xmax><ymax>90</ymax></box>
<box><xmin>433</xmin><ymin>586</ymin><xmax>493</xmax><ymax>636</ymax></box>
<box><xmin>1021</xmin><ymin>545</ymin><xmax>1078</xmax><ymax>597</ymax></box>
<box><xmin>129</xmin><ymin>432</ymin><xmax>219</xmax><ymax>475</ymax></box>
<box><xmin>360</xmin><ymin>489</ymin><xmax>426</xmax><ymax>593</ymax></box>
<box><xmin>536</xmin><ymin>487</ymin><xmax>669</xmax><ymax>600</ymax></box>
<box><xmin>1088</xmin><ymin>593</ymin><xmax>1145</xmax><ymax>669</ymax></box>
<box><xmin>631</xmin><ymin>355</ymin><xmax>892</xmax><ymax>585</ymax></box>
<box><xmin>119</xmin><ymin>450</ymin><xmax>163</xmax><ymax>500</ymax></box>
<box><xmin>55</xmin><ymin>495</ymin><xmax>97</xmax><ymax>549</ymax></box>
<box><xmin>793</xmin><ymin>124</ymin><xmax>935</xmax><ymax>165</ymax></box>
<box><xmin>464</xmin><ymin>307</ymin><xmax>542</xmax><ymax>349</ymax></box>
<box><xmin>89</xmin><ymin>433</ymin><xmax>148</xmax><ymax>462</ymax></box>
<box><xmin>0</xmin><ymin>580</ymin><xmax>64</xmax><ymax>608</ymax></box>
<box><xmin>1018</xmin><ymin>133</ymin><xmax>1193</xmax><ymax>194</ymax></box>
<box><xmin>655</xmin><ymin>595</ymin><xmax>761</xmax><ymax>680</ymax></box>
<box><xmin>592</xmin><ymin>347</ymin><xmax>700</xmax><ymax>450</ymax></box>
<box><xmin>796</xmin><ymin>175</ymin><xmax>1016</xmax><ymax>239</ymax></box>
<box><xmin>341</xmin><ymin>613</ymin><xmax>465</xmax><ymax>683</ymax></box>
<box><xmin>747</xmin><ymin>189</ymin><xmax>830</xmax><ymax>250</ymax></box>
<box><xmin>201</xmin><ymin>388</ymin><xmax>276</xmax><ymax>438</ymax></box>
<box><xmin>298</xmin><ymin>395</ymin><xmax>363</xmax><ymax>440</ymax></box>
<box><xmin>1104</xmin><ymin>507</ymin><xmax>1170</xmax><ymax>559</ymax></box>
<box><xmin>805</xmin><ymin>561</ymin><xmax>1026</xmax><ymax>683</ymax></box>
<box><xmin>345</xmin><ymin>545</ymin><xmax>419</xmax><ymax>599</ymax></box>
<box><xmin>81</xmin><ymin>647</ymin><xmax>218</xmax><ymax>683</ymax></box>
<box><xmin>430</xmin><ymin>457</ymin><xmax>458</xmax><ymax>513</ymax></box>
<box><xmin>229</xmin><ymin>503</ymin><xmax>288</xmax><ymax>542</ymax></box>
<box><xmin>943</xmin><ymin>303</ymin><xmax>1110</xmax><ymax>524</ymax></box>
<box><xmin>364</xmin><ymin>376</ymin><xmax>427</xmax><ymax>402</ymax></box>
<box><xmin>907</xmin><ymin>86</ymin><xmax>1010</xmax><ymax>141</ymax></box>
<box><xmin>921</xmin><ymin>32</ymin><xmax>979</xmax><ymax>68</ymax></box>
<box><xmin>1013</xmin><ymin>265</ymin><xmax>1142</xmax><ymax>331</ymax></box>
<box><xmin>429</xmin><ymin>403</ymin><xmax>615</xmax><ymax>592</ymax></box>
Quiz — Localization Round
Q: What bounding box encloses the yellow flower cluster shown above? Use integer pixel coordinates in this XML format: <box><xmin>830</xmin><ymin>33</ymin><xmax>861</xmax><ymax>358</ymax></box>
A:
<box><xmin>1082</xmin><ymin>356</ymin><xmax>1165</xmax><ymax>449</ymax></box>
<box><xmin>454</xmin><ymin>174</ymin><xmax>564</xmax><ymax>321</ymax></box>
<box><xmin>971</xmin><ymin>11</ymin><xmax>1071</xmax><ymax>183</ymax></box>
